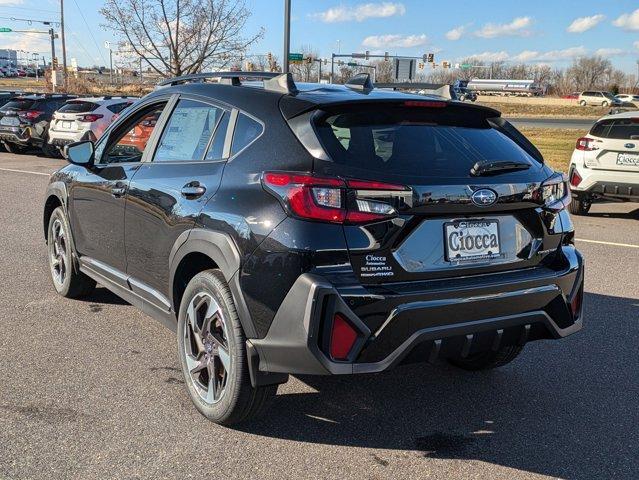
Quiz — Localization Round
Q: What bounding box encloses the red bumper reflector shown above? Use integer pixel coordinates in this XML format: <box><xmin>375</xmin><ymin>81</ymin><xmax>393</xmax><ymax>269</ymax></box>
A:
<box><xmin>330</xmin><ymin>314</ymin><xmax>358</xmax><ymax>360</ymax></box>
<box><xmin>570</xmin><ymin>169</ymin><xmax>582</xmax><ymax>187</ymax></box>
<box><xmin>570</xmin><ymin>286</ymin><xmax>583</xmax><ymax>320</ymax></box>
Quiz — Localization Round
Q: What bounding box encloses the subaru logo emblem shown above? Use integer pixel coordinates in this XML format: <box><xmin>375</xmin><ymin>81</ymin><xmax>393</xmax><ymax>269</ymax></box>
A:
<box><xmin>625</xmin><ymin>143</ymin><xmax>635</xmax><ymax>149</ymax></box>
<box><xmin>471</xmin><ymin>188</ymin><xmax>498</xmax><ymax>207</ymax></box>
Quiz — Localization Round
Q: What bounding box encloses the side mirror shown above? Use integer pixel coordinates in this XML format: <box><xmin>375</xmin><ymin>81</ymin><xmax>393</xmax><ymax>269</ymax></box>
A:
<box><xmin>64</xmin><ymin>140</ymin><xmax>95</xmax><ymax>167</ymax></box>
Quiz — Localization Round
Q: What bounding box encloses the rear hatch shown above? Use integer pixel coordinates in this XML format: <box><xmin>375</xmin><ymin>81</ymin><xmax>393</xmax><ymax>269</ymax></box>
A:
<box><xmin>0</xmin><ymin>99</ymin><xmax>35</xmax><ymax>126</ymax></box>
<box><xmin>50</xmin><ymin>100</ymin><xmax>99</xmax><ymax>132</ymax></box>
<box><xmin>289</xmin><ymin>99</ymin><xmax>565</xmax><ymax>284</ymax></box>
<box><xmin>587</xmin><ymin>117</ymin><xmax>639</xmax><ymax>172</ymax></box>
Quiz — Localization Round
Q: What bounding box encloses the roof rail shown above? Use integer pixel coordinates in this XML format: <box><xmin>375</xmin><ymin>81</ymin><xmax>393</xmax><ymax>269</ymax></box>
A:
<box><xmin>345</xmin><ymin>73</ymin><xmax>374</xmax><ymax>92</ymax></box>
<box><xmin>156</xmin><ymin>71</ymin><xmax>298</xmax><ymax>93</ymax></box>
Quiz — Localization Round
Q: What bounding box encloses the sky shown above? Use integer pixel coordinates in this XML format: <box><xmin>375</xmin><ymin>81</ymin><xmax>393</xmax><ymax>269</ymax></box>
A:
<box><xmin>0</xmin><ymin>0</ymin><xmax>638</xmax><ymax>73</ymax></box>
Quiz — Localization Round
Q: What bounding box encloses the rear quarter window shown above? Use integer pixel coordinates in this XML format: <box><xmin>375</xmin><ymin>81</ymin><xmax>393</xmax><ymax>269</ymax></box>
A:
<box><xmin>231</xmin><ymin>113</ymin><xmax>263</xmax><ymax>155</ymax></box>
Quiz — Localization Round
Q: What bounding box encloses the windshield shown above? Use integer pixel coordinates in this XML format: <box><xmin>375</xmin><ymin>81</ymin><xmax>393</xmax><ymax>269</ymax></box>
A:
<box><xmin>314</xmin><ymin>107</ymin><xmax>537</xmax><ymax>178</ymax></box>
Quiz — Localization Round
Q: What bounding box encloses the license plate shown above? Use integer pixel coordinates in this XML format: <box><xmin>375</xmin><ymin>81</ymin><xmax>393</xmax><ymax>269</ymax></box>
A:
<box><xmin>62</xmin><ymin>121</ymin><xmax>72</xmax><ymax>129</ymax></box>
<box><xmin>445</xmin><ymin>220</ymin><xmax>501</xmax><ymax>263</ymax></box>
<box><xmin>617</xmin><ymin>153</ymin><xmax>639</xmax><ymax>166</ymax></box>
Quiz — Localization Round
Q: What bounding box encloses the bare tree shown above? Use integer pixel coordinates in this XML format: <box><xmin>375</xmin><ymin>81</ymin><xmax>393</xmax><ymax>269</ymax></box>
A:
<box><xmin>567</xmin><ymin>56</ymin><xmax>612</xmax><ymax>90</ymax></box>
<box><xmin>370</xmin><ymin>59</ymin><xmax>394</xmax><ymax>83</ymax></box>
<box><xmin>290</xmin><ymin>45</ymin><xmax>319</xmax><ymax>82</ymax></box>
<box><xmin>100</xmin><ymin>0</ymin><xmax>263</xmax><ymax>77</ymax></box>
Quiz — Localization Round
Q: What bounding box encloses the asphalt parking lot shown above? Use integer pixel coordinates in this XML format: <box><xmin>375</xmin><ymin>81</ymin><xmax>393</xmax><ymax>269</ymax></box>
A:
<box><xmin>1</xmin><ymin>152</ymin><xmax>638</xmax><ymax>480</ymax></box>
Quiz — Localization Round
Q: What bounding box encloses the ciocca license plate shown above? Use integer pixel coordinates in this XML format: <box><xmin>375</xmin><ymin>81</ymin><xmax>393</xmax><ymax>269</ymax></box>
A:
<box><xmin>617</xmin><ymin>153</ymin><xmax>639</xmax><ymax>166</ymax></box>
<box><xmin>445</xmin><ymin>220</ymin><xmax>501</xmax><ymax>263</ymax></box>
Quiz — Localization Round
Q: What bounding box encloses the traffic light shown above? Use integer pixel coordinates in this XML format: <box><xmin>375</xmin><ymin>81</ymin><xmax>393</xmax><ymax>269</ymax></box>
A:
<box><xmin>442</xmin><ymin>61</ymin><xmax>450</xmax><ymax>69</ymax></box>
<box><xmin>418</xmin><ymin>62</ymin><xmax>424</xmax><ymax>69</ymax></box>
<box><xmin>427</xmin><ymin>53</ymin><xmax>434</xmax><ymax>63</ymax></box>
<box><xmin>365</xmin><ymin>50</ymin><xmax>370</xmax><ymax>60</ymax></box>
<box><xmin>306</xmin><ymin>56</ymin><xmax>313</xmax><ymax>64</ymax></box>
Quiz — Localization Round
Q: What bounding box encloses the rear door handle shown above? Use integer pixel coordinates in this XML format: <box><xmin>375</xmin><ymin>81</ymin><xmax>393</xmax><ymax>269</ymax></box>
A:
<box><xmin>111</xmin><ymin>183</ymin><xmax>127</xmax><ymax>198</ymax></box>
<box><xmin>181</xmin><ymin>182</ymin><xmax>206</xmax><ymax>199</ymax></box>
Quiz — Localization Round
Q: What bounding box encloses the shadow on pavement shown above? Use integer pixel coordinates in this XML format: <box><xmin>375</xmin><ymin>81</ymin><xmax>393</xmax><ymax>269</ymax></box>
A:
<box><xmin>585</xmin><ymin>207</ymin><xmax>639</xmax><ymax>220</ymax></box>
<box><xmin>239</xmin><ymin>292</ymin><xmax>639</xmax><ymax>479</ymax></box>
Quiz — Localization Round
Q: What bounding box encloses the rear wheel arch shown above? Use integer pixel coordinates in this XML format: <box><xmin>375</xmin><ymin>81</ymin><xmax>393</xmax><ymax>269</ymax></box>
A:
<box><xmin>43</xmin><ymin>183</ymin><xmax>68</xmax><ymax>241</ymax></box>
<box><xmin>169</xmin><ymin>229</ymin><xmax>257</xmax><ymax>338</ymax></box>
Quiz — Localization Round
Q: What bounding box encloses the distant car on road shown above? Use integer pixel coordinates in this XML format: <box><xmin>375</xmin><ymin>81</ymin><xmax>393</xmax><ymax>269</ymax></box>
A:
<box><xmin>561</xmin><ymin>92</ymin><xmax>580</xmax><ymax>100</ymax></box>
<box><xmin>615</xmin><ymin>94</ymin><xmax>639</xmax><ymax>107</ymax></box>
<box><xmin>578</xmin><ymin>91</ymin><xmax>622</xmax><ymax>108</ymax></box>
<box><xmin>0</xmin><ymin>93</ymin><xmax>76</xmax><ymax>155</ymax></box>
<box><xmin>48</xmin><ymin>96</ymin><xmax>135</xmax><ymax>153</ymax></box>
<box><xmin>568</xmin><ymin>111</ymin><xmax>639</xmax><ymax>214</ymax></box>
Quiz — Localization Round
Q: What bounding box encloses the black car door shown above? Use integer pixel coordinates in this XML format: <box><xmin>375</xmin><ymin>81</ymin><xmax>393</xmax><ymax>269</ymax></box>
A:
<box><xmin>123</xmin><ymin>95</ymin><xmax>233</xmax><ymax>304</ymax></box>
<box><xmin>68</xmin><ymin>97</ymin><xmax>171</xmax><ymax>281</ymax></box>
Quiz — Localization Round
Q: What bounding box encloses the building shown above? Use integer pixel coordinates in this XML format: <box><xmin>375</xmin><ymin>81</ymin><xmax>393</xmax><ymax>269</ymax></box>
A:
<box><xmin>0</xmin><ymin>49</ymin><xmax>17</xmax><ymax>67</ymax></box>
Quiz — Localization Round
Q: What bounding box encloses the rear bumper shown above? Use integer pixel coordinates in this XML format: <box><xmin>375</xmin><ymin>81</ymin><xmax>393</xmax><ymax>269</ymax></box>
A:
<box><xmin>48</xmin><ymin>129</ymin><xmax>92</xmax><ymax>146</ymax></box>
<box><xmin>572</xmin><ymin>180</ymin><xmax>639</xmax><ymax>201</ymax></box>
<box><xmin>570</xmin><ymin>161</ymin><xmax>639</xmax><ymax>201</ymax></box>
<box><xmin>0</xmin><ymin>126</ymin><xmax>34</xmax><ymax>146</ymax></box>
<box><xmin>250</xmin><ymin>246</ymin><xmax>584</xmax><ymax>376</ymax></box>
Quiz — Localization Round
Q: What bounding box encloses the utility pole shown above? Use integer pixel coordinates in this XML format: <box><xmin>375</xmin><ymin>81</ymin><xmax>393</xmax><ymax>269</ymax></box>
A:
<box><xmin>60</xmin><ymin>0</ymin><xmax>68</xmax><ymax>90</ymax></box>
<box><xmin>49</xmin><ymin>28</ymin><xmax>57</xmax><ymax>92</ymax></box>
<box><xmin>283</xmin><ymin>0</ymin><xmax>291</xmax><ymax>73</ymax></box>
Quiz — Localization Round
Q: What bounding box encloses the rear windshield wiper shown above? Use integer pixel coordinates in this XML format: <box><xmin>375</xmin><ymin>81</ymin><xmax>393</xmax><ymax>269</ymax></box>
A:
<box><xmin>470</xmin><ymin>160</ymin><xmax>531</xmax><ymax>177</ymax></box>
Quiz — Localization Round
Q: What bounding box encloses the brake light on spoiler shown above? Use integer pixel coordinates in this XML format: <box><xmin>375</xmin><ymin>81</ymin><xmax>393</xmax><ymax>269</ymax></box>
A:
<box><xmin>262</xmin><ymin>172</ymin><xmax>410</xmax><ymax>224</ymax></box>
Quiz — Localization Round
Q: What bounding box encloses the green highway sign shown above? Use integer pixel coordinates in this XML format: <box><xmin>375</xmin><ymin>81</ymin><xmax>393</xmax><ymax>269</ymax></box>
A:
<box><xmin>347</xmin><ymin>62</ymin><xmax>358</xmax><ymax>67</ymax></box>
<box><xmin>288</xmin><ymin>53</ymin><xmax>303</xmax><ymax>62</ymax></box>
<box><xmin>0</xmin><ymin>28</ymin><xmax>12</xmax><ymax>32</ymax></box>
<box><xmin>461</xmin><ymin>64</ymin><xmax>472</xmax><ymax>69</ymax></box>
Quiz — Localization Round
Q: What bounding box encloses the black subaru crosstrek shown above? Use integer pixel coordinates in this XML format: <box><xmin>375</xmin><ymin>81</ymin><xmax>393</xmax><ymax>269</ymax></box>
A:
<box><xmin>43</xmin><ymin>72</ymin><xmax>584</xmax><ymax>425</ymax></box>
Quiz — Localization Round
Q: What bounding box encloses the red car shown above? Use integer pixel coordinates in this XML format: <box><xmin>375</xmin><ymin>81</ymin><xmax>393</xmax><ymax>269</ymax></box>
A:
<box><xmin>561</xmin><ymin>92</ymin><xmax>580</xmax><ymax>100</ymax></box>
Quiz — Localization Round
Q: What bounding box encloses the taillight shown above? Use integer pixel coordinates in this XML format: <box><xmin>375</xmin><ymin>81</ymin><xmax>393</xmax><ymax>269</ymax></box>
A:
<box><xmin>17</xmin><ymin>110</ymin><xmax>44</xmax><ymax>120</ymax></box>
<box><xmin>262</xmin><ymin>171</ymin><xmax>409</xmax><ymax>224</ymax></box>
<box><xmin>535</xmin><ymin>173</ymin><xmax>571</xmax><ymax>211</ymax></box>
<box><xmin>80</xmin><ymin>114</ymin><xmax>103</xmax><ymax>123</ymax></box>
<box><xmin>329</xmin><ymin>314</ymin><xmax>358</xmax><ymax>361</ymax></box>
<box><xmin>569</xmin><ymin>168</ymin><xmax>582</xmax><ymax>187</ymax></box>
<box><xmin>575</xmin><ymin>137</ymin><xmax>597</xmax><ymax>151</ymax></box>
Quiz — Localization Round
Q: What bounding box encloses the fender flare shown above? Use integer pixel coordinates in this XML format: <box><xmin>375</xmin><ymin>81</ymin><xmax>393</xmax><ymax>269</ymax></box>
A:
<box><xmin>168</xmin><ymin>228</ymin><xmax>257</xmax><ymax>339</ymax></box>
<box><xmin>43</xmin><ymin>181</ymin><xmax>69</xmax><ymax>239</ymax></box>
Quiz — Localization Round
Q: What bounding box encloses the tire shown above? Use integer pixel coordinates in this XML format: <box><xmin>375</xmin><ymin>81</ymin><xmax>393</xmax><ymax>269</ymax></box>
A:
<box><xmin>47</xmin><ymin>207</ymin><xmax>96</xmax><ymax>298</ymax></box>
<box><xmin>41</xmin><ymin>135</ymin><xmax>60</xmax><ymax>158</ymax></box>
<box><xmin>3</xmin><ymin>142</ymin><xmax>26</xmax><ymax>154</ymax></box>
<box><xmin>448</xmin><ymin>345</ymin><xmax>523</xmax><ymax>371</ymax></box>
<box><xmin>177</xmin><ymin>269</ymin><xmax>277</xmax><ymax>425</ymax></box>
<box><xmin>568</xmin><ymin>197</ymin><xmax>591</xmax><ymax>216</ymax></box>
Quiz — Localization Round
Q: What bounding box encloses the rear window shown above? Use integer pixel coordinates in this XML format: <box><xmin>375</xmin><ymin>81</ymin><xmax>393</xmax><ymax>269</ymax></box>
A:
<box><xmin>58</xmin><ymin>101</ymin><xmax>98</xmax><ymax>113</ymax></box>
<box><xmin>1</xmin><ymin>100</ymin><xmax>34</xmax><ymax>112</ymax></box>
<box><xmin>314</xmin><ymin>106</ymin><xmax>537</xmax><ymax>178</ymax></box>
<box><xmin>590</xmin><ymin>118</ymin><xmax>639</xmax><ymax>139</ymax></box>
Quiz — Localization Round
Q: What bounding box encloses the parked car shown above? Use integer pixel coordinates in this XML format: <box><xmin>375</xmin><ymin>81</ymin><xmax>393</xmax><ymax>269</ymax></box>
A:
<box><xmin>43</xmin><ymin>72</ymin><xmax>584</xmax><ymax>425</ymax></box>
<box><xmin>578</xmin><ymin>91</ymin><xmax>622</xmax><ymax>107</ymax></box>
<box><xmin>48</xmin><ymin>96</ymin><xmax>135</xmax><ymax>153</ymax></box>
<box><xmin>0</xmin><ymin>94</ymin><xmax>77</xmax><ymax>155</ymax></box>
<box><xmin>568</xmin><ymin>111</ymin><xmax>639</xmax><ymax>214</ymax></box>
<box><xmin>16</xmin><ymin>69</ymin><xmax>26</xmax><ymax>77</ymax></box>
<box><xmin>614</xmin><ymin>94</ymin><xmax>639</xmax><ymax>107</ymax></box>
<box><xmin>561</xmin><ymin>92</ymin><xmax>580</xmax><ymax>100</ymax></box>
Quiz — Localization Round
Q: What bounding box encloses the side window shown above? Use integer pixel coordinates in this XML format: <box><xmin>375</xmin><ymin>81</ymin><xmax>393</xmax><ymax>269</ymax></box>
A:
<box><xmin>204</xmin><ymin>112</ymin><xmax>229</xmax><ymax>161</ymax></box>
<box><xmin>153</xmin><ymin>99</ymin><xmax>224</xmax><ymax>162</ymax></box>
<box><xmin>100</xmin><ymin>103</ymin><xmax>166</xmax><ymax>164</ymax></box>
<box><xmin>231</xmin><ymin>113</ymin><xmax>263</xmax><ymax>155</ymax></box>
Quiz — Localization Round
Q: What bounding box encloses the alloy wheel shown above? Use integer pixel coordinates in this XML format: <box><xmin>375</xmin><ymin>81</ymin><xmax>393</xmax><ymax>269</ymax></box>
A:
<box><xmin>183</xmin><ymin>292</ymin><xmax>231</xmax><ymax>405</ymax></box>
<box><xmin>49</xmin><ymin>218</ymin><xmax>67</xmax><ymax>286</ymax></box>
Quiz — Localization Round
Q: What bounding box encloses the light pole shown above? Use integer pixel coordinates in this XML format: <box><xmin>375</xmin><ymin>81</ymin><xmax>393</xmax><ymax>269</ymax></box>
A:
<box><xmin>283</xmin><ymin>0</ymin><xmax>291</xmax><ymax>73</ymax></box>
<box><xmin>60</xmin><ymin>0</ymin><xmax>68</xmax><ymax>90</ymax></box>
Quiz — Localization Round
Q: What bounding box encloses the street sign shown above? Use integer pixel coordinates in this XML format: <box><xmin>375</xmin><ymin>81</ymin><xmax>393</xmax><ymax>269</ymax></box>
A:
<box><xmin>394</xmin><ymin>58</ymin><xmax>416</xmax><ymax>81</ymax></box>
<box><xmin>461</xmin><ymin>63</ymin><xmax>472</xmax><ymax>69</ymax></box>
<box><xmin>104</xmin><ymin>41</ymin><xmax>111</xmax><ymax>50</ymax></box>
<box><xmin>351</xmin><ymin>52</ymin><xmax>366</xmax><ymax>59</ymax></box>
<box><xmin>347</xmin><ymin>62</ymin><xmax>357</xmax><ymax>67</ymax></box>
<box><xmin>288</xmin><ymin>53</ymin><xmax>303</xmax><ymax>61</ymax></box>
<box><xmin>0</xmin><ymin>27</ymin><xmax>12</xmax><ymax>32</ymax></box>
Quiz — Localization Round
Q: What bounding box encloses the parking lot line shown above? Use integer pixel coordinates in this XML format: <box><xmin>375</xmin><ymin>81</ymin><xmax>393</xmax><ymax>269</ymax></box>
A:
<box><xmin>0</xmin><ymin>167</ymin><xmax>51</xmax><ymax>177</ymax></box>
<box><xmin>576</xmin><ymin>238</ymin><xmax>639</xmax><ymax>249</ymax></box>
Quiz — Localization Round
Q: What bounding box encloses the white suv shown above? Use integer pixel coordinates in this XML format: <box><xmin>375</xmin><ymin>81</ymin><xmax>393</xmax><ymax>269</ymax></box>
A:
<box><xmin>47</xmin><ymin>96</ymin><xmax>135</xmax><ymax>151</ymax></box>
<box><xmin>568</xmin><ymin>111</ymin><xmax>639</xmax><ymax>215</ymax></box>
<box><xmin>577</xmin><ymin>91</ymin><xmax>622</xmax><ymax>108</ymax></box>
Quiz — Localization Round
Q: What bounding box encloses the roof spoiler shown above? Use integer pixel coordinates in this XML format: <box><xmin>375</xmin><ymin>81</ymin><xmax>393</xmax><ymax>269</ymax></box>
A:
<box><xmin>156</xmin><ymin>71</ymin><xmax>298</xmax><ymax>95</ymax></box>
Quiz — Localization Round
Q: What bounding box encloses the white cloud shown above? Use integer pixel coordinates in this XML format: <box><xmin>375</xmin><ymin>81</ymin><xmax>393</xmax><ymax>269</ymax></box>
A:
<box><xmin>311</xmin><ymin>2</ymin><xmax>405</xmax><ymax>23</ymax></box>
<box><xmin>445</xmin><ymin>25</ymin><xmax>467</xmax><ymax>41</ymax></box>
<box><xmin>567</xmin><ymin>14</ymin><xmax>605</xmax><ymax>33</ymax></box>
<box><xmin>0</xmin><ymin>29</ymin><xmax>50</xmax><ymax>54</ymax></box>
<box><xmin>594</xmin><ymin>48</ymin><xmax>625</xmax><ymax>57</ymax></box>
<box><xmin>362</xmin><ymin>33</ymin><xmax>428</xmax><ymax>48</ymax></box>
<box><xmin>613</xmin><ymin>8</ymin><xmax>639</xmax><ymax>30</ymax></box>
<box><xmin>0</xmin><ymin>0</ymin><xmax>24</xmax><ymax>4</ymax></box>
<box><xmin>512</xmin><ymin>50</ymin><xmax>540</xmax><ymax>62</ymax></box>
<box><xmin>536</xmin><ymin>46</ymin><xmax>587</xmax><ymax>61</ymax></box>
<box><xmin>474</xmin><ymin>17</ymin><xmax>532</xmax><ymax>38</ymax></box>
<box><xmin>467</xmin><ymin>51</ymin><xmax>510</xmax><ymax>62</ymax></box>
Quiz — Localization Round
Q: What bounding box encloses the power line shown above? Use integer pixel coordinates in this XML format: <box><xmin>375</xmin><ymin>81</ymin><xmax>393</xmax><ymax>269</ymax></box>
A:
<box><xmin>70</xmin><ymin>0</ymin><xmax>107</xmax><ymax>66</ymax></box>
<box><xmin>0</xmin><ymin>15</ymin><xmax>59</xmax><ymax>26</ymax></box>
<box><xmin>0</xmin><ymin>6</ymin><xmax>58</xmax><ymax>14</ymax></box>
